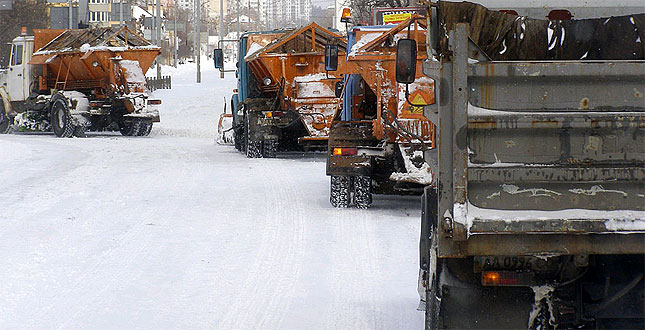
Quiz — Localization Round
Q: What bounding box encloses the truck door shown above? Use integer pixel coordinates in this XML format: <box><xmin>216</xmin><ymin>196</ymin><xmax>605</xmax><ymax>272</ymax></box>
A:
<box><xmin>6</xmin><ymin>40</ymin><xmax>27</xmax><ymax>101</ymax></box>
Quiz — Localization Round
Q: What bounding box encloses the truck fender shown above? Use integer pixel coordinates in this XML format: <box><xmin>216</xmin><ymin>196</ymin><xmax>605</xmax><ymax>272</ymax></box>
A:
<box><xmin>0</xmin><ymin>86</ymin><xmax>12</xmax><ymax>115</ymax></box>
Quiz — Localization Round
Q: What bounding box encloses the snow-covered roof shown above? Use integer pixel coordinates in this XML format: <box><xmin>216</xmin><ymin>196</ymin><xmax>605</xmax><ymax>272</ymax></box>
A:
<box><xmin>231</xmin><ymin>15</ymin><xmax>252</xmax><ymax>23</ymax></box>
<box><xmin>133</xmin><ymin>5</ymin><xmax>152</xmax><ymax>18</ymax></box>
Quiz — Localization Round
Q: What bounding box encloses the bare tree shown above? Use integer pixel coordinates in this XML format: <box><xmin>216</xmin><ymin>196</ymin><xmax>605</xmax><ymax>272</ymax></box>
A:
<box><xmin>347</xmin><ymin>0</ymin><xmax>417</xmax><ymax>25</ymax></box>
<box><xmin>0</xmin><ymin>0</ymin><xmax>48</xmax><ymax>67</ymax></box>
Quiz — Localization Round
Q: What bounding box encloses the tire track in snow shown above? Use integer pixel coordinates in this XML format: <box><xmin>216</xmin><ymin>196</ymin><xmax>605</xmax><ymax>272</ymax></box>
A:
<box><xmin>217</xmin><ymin>159</ymin><xmax>306</xmax><ymax>330</ymax></box>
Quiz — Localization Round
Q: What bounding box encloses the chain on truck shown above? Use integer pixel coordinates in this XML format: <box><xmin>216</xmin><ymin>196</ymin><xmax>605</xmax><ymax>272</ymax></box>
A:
<box><xmin>395</xmin><ymin>1</ymin><xmax>645</xmax><ymax>328</ymax></box>
<box><xmin>0</xmin><ymin>27</ymin><xmax>161</xmax><ymax>137</ymax></box>
<box><xmin>323</xmin><ymin>10</ymin><xmax>437</xmax><ymax>209</ymax></box>
<box><xmin>214</xmin><ymin>24</ymin><xmax>347</xmax><ymax>158</ymax></box>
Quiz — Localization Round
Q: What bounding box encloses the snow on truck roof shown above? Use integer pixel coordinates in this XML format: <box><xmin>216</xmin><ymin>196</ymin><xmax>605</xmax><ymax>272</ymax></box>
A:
<box><xmin>34</xmin><ymin>27</ymin><xmax>159</xmax><ymax>55</ymax></box>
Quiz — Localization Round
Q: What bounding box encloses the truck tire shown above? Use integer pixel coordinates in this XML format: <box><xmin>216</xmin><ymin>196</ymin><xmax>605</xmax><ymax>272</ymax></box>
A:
<box><xmin>247</xmin><ymin>139</ymin><xmax>263</xmax><ymax>158</ymax></box>
<box><xmin>234</xmin><ymin>102</ymin><xmax>245</xmax><ymax>151</ymax></box>
<box><xmin>50</xmin><ymin>97</ymin><xmax>76</xmax><ymax>138</ymax></box>
<box><xmin>137</xmin><ymin>122</ymin><xmax>153</xmax><ymax>136</ymax></box>
<box><xmin>120</xmin><ymin>119</ymin><xmax>142</xmax><ymax>136</ymax></box>
<box><xmin>330</xmin><ymin>175</ymin><xmax>351</xmax><ymax>208</ymax></box>
<box><xmin>262</xmin><ymin>139</ymin><xmax>277</xmax><ymax>158</ymax></box>
<box><xmin>245</xmin><ymin>114</ymin><xmax>263</xmax><ymax>158</ymax></box>
<box><xmin>353</xmin><ymin>176</ymin><xmax>372</xmax><ymax>209</ymax></box>
<box><xmin>73</xmin><ymin>126</ymin><xmax>87</xmax><ymax>137</ymax></box>
<box><xmin>0</xmin><ymin>99</ymin><xmax>11</xmax><ymax>134</ymax></box>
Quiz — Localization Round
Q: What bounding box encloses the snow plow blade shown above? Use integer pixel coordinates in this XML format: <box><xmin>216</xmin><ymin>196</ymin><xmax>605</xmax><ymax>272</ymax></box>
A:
<box><xmin>216</xmin><ymin>113</ymin><xmax>234</xmax><ymax>145</ymax></box>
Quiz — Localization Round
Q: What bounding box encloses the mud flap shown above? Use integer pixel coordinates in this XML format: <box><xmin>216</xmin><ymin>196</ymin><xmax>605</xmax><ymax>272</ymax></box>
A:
<box><xmin>434</xmin><ymin>258</ymin><xmax>535</xmax><ymax>329</ymax></box>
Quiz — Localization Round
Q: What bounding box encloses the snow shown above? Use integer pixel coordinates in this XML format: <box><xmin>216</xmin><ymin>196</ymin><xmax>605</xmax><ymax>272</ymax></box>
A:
<box><xmin>244</xmin><ymin>42</ymin><xmax>264</xmax><ymax>60</ymax></box>
<box><xmin>34</xmin><ymin>45</ymin><xmax>160</xmax><ymax>56</ymax></box>
<box><xmin>293</xmin><ymin>72</ymin><xmax>332</xmax><ymax>83</ymax></box>
<box><xmin>528</xmin><ymin>285</ymin><xmax>555</xmax><ymax>328</ymax></box>
<box><xmin>119</xmin><ymin>60</ymin><xmax>146</xmax><ymax>83</ymax></box>
<box><xmin>0</xmin><ymin>60</ymin><xmax>423</xmax><ymax>329</ymax></box>
<box><xmin>349</xmin><ymin>33</ymin><xmax>381</xmax><ymax>56</ymax></box>
<box><xmin>296</xmin><ymin>81</ymin><xmax>335</xmax><ymax>98</ymax></box>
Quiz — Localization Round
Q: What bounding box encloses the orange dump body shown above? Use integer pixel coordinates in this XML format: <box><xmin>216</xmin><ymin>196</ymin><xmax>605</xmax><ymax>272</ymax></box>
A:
<box><xmin>29</xmin><ymin>27</ymin><xmax>160</xmax><ymax>95</ymax></box>
<box><xmin>341</xmin><ymin>17</ymin><xmax>435</xmax><ymax>146</ymax></box>
<box><xmin>244</xmin><ymin>23</ymin><xmax>348</xmax><ymax>140</ymax></box>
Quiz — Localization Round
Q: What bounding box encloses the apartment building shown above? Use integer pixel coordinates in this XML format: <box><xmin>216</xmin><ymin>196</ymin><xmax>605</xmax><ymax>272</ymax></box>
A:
<box><xmin>47</xmin><ymin>0</ymin><xmax>132</xmax><ymax>28</ymax></box>
<box><xmin>264</xmin><ymin>0</ymin><xmax>311</xmax><ymax>29</ymax></box>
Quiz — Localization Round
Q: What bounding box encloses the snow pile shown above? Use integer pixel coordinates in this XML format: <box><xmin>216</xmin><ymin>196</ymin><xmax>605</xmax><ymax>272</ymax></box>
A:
<box><xmin>119</xmin><ymin>60</ymin><xmax>146</xmax><ymax>83</ymax></box>
<box><xmin>389</xmin><ymin>149</ymin><xmax>433</xmax><ymax>185</ymax></box>
<box><xmin>296</xmin><ymin>81</ymin><xmax>335</xmax><ymax>98</ymax></box>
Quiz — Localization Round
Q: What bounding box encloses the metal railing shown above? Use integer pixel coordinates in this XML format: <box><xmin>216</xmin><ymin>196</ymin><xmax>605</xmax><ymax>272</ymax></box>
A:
<box><xmin>146</xmin><ymin>76</ymin><xmax>172</xmax><ymax>92</ymax></box>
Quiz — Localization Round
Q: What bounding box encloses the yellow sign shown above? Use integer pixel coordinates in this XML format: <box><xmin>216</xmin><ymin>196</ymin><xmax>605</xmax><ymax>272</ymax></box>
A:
<box><xmin>383</xmin><ymin>13</ymin><xmax>412</xmax><ymax>24</ymax></box>
<box><xmin>404</xmin><ymin>90</ymin><xmax>431</xmax><ymax>114</ymax></box>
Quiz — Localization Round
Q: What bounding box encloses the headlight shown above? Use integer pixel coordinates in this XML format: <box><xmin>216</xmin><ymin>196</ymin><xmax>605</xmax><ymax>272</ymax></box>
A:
<box><xmin>263</xmin><ymin>77</ymin><xmax>272</xmax><ymax>86</ymax></box>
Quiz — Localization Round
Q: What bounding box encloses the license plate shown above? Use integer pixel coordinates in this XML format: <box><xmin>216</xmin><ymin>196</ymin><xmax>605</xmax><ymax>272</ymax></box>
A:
<box><xmin>474</xmin><ymin>256</ymin><xmax>549</xmax><ymax>272</ymax></box>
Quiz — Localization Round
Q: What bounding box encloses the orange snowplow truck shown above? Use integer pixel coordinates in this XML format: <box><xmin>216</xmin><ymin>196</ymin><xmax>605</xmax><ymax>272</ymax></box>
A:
<box><xmin>0</xmin><ymin>27</ymin><xmax>161</xmax><ymax>137</ymax></box>
<box><xmin>325</xmin><ymin>16</ymin><xmax>436</xmax><ymax>208</ymax></box>
<box><xmin>215</xmin><ymin>23</ymin><xmax>348</xmax><ymax>158</ymax></box>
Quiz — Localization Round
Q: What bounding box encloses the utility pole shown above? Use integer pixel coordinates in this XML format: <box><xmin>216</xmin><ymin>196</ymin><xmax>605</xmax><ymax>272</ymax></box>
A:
<box><xmin>173</xmin><ymin>0</ymin><xmax>178</xmax><ymax>67</ymax></box>
<box><xmin>119</xmin><ymin>0</ymin><xmax>123</xmax><ymax>27</ymax></box>
<box><xmin>219</xmin><ymin>0</ymin><xmax>224</xmax><ymax>78</ymax></box>
<box><xmin>156</xmin><ymin>0</ymin><xmax>162</xmax><ymax>79</ymax></box>
<box><xmin>196</xmin><ymin>0</ymin><xmax>201</xmax><ymax>83</ymax></box>
<box><xmin>236</xmin><ymin>0</ymin><xmax>239</xmax><ymax>39</ymax></box>
<box><xmin>68</xmin><ymin>0</ymin><xmax>73</xmax><ymax>29</ymax></box>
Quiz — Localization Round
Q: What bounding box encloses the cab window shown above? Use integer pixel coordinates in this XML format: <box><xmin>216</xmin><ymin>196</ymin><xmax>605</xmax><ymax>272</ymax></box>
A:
<box><xmin>10</xmin><ymin>44</ymin><xmax>23</xmax><ymax>66</ymax></box>
<box><xmin>15</xmin><ymin>45</ymin><xmax>23</xmax><ymax>65</ymax></box>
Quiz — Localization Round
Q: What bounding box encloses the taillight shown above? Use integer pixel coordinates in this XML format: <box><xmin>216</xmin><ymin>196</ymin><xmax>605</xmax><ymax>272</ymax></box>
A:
<box><xmin>148</xmin><ymin>99</ymin><xmax>162</xmax><ymax>105</ymax></box>
<box><xmin>481</xmin><ymin>271</ymin><xmax>534</xmax><ymax>287</ymax></box>
<box><xmin>333</xmin><ymin>147</ymin><xmax>358</xmax><ymax>156</ymax></box>
<box><xmin>90</xmin><ymin>101</ymin><xmax>103</xmax><ymax>107</ymax></box>
<box><xmin>264</xmin><ymin>111</ymin><xmax>283</xmax><ymax>118</ymax></box>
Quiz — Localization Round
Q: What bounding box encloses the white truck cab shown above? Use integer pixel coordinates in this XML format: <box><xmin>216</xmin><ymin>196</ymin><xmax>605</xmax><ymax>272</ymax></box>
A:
<box><xmin>1</xmin><ymin>35</ymin><xmax>34</xmax><ymax>103</ymax></box>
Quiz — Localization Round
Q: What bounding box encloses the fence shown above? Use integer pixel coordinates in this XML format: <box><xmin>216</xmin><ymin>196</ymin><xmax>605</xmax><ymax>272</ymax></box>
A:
<box><xmin>146</xmin><ymin>76</ymin><xmax>172</xmax><ymax>92</ymax></box>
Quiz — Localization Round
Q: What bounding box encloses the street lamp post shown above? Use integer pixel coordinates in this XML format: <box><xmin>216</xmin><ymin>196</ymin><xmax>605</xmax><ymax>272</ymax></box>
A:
<box><xmin>156</xmin><ymin>0</ymin><xmax>161</xmax><ymax>79</ymax></box>
<box><xmin>196</xmin><ymin>0</ymin><xmax>201</xmax><ymax>83</ymax></box>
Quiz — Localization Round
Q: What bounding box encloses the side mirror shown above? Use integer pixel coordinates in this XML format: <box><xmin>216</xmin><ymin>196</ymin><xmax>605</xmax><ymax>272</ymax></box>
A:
<box><xmin>334</xmin><ymin>80</ymin><xmax>343</xmax><ymax>98</ymax></box>
<box><xmin>325</xmin><ymin>44</ymin><xmax>338</xmax><ymax>71</ymax></box>
<box><xmin>395</xmin><ymin>39</ymin><xmax>417</xmax><ymax>84</ymax></box>
<box><xmin>214</xmin><ymin>49</ymin><xmax>224</xmax><ymax>69</ymax></box>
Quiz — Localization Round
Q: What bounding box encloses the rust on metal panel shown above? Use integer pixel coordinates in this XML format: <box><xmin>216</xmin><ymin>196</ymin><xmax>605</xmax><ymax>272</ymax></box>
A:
<box><xmin>439</xmin><ymin>234</ymin><xmax>645</xmax><ymax>258</ymax></box>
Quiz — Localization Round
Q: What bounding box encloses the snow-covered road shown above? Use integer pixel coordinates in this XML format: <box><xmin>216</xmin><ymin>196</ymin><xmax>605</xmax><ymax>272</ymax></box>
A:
<box><xmin>0</xmin><ymin>63</ymin><xmax>424</xmax><ymax>329</ymax></box>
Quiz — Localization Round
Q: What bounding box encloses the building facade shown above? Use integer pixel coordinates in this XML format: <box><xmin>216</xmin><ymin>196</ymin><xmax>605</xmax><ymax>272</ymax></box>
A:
<box><xmin>264</xmin><ymin>0</ymin><xmax>310</xmax><ymax>29</ymax></box>
<box><xmin>47</xmin><ymin>0</ymin><xmax>132</xmax><ymax>28</ymax></box>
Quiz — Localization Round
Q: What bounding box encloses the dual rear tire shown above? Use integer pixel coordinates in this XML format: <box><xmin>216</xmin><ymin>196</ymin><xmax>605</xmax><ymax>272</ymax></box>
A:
<box><xmin>120</xmin><ymin>119</ymin><xmax>153</xmax><ymax>136</ymax></box>
<box><xmin>330</xmin><ymin>175</ymin><xmax>372</xmax><ymax>209</ymax></box>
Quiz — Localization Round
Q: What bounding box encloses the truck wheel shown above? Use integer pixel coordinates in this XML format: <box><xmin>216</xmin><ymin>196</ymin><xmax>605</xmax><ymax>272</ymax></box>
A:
<box><xmin>330</xmin><ymin>175</ymin><xmax>351</xmax><ymax>208</ymax></box>
<box><xmin>73</xmin><ymin>126</ymin><xmax>86</xmax><ymax>138</ymax></box>
<box><xmin>0</xmin><ymin>101</ymin><xmax>11</xmax><ymax>134</ymax></box>
<box><xmin>137</xmin><ymin>122</ymin><xmax>153</xmax><ymax>136</ymax></box>
<box><xmin>262</xmin><ymin>139</ymin><xmax>277</xmax><ymax>158</ymax></box>
<box><xmin>51</xmin><ymin>97</ymin><xmax>75</xmax><ymax>138</ymax></box>
<box><xmin>120</xmin><ymin>119</ymin><xmax>142</xmax><ymax>136</ymax></box>
<box><xmin>247</xmin><ymin>139</ymin><xmax>263</xmax><ymax>158</ymax></box>
<box><xmin>234</xmin><ymin>127</ymin><xmax>243</xmax><ymax>151</ymax></box>
<box><xmin>353</xmin><ymin>176</ymin><xmax>372</xmax><ymax>209</ymax></box>
<box><xmin>245</xmin><ymin>114</ymin><xmax>262</xmax><ymax>158</ymax></box>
